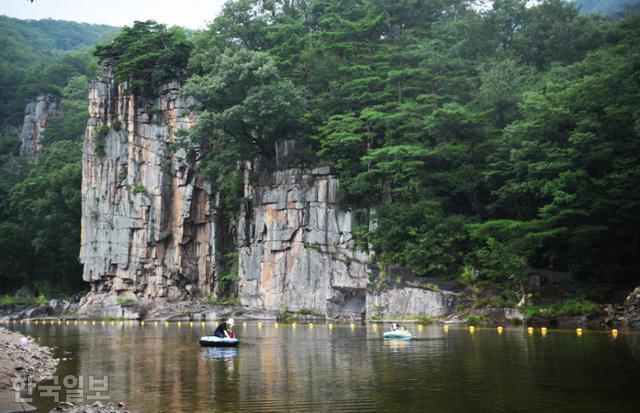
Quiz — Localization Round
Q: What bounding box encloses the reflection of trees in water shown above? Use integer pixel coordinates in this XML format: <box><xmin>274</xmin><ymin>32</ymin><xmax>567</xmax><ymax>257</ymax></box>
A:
<box><xmin>59</xmin><ymin>324</ymin><xmax>640</xmax><ymax>412</ymax></box>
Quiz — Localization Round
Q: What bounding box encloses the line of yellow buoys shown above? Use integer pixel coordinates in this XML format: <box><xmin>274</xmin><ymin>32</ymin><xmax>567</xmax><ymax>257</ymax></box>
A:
<box><xmin>0</xmin><ymin>318</ymin><xmax>625</xmax><ymax>338</ymax></box>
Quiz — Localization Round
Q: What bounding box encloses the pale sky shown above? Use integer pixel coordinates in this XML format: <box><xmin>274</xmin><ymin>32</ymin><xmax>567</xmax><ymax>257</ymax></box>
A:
<box><xmin>0</xmin><ymin>0</ymin><xmax>227</xmax><ymax>29</ymax></box>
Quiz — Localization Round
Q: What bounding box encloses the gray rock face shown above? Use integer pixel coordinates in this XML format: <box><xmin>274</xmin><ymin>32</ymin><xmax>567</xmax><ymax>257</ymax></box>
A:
<box><xmin>80</xmin><ymin>71</ymin><xmax>458</xmax><ymax>320</ymax></box>
<box><xmin>80</xmin><ymin>70</ymin><xmax>214</xmax><ymax>301</ymax></box>
<box><xmin>238</xmin><ymin>167</ymin><xmax>369</xmax><ymax>319</ymax></box>
<box><xmin>608</xmin><ymin>286</ymin><xmax>640</xmax><ymax>328</ymax></box>
<box><xmin>367</xmin><ymin>285</ymin><xmax>458</xmax><ymax>319</ymax></box>
<box><xmin>19</xmin><ymin>94</ymin><xmax>58</xmax><ymax>162</ymax></box>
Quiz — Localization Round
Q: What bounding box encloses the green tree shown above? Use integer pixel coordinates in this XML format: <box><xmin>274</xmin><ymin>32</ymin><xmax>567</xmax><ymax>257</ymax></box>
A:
<box><xmin>8</xmin><ymin>141</ymin><xmax>83</xmax><ymax>293</ymax></box>
<box><xmin>94</xmin><ymin>20</ymin><xmax>192</xmax><ymax>97</ymax></box>
<box><xmin>183</xmin><ymin>47</ymin><xmax>307</xmax><ymax>184</ymax></box>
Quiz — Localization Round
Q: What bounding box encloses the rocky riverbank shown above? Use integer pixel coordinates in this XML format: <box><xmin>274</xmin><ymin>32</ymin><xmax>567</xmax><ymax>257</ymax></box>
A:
<box><xmin>3</xmin><ymin>281</ymin><xmax>640</xmax><ymax>329</ymax></box>
<box><xmin>0</xmin><ymin>327</ymin><xmax>58</xmax><ymax>413</ymax></box>
<box><xmin>50</xmin><ymin>401</ymin><xmax>131</xmax><ymax>413</ymax></box>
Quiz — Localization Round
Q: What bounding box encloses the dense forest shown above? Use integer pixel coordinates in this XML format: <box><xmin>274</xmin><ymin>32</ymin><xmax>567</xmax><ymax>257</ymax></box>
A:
<box><xmin>2</xmin><ymin>0</ymin><xmax>639</xmax><ymax>308</ymax></box>
<box><xmin>0</xmin><ymin>16</ymin><xmax>118</xmax><ymax>296</ymax></box>
<box><xmin>0</xmin><ymin>16</ymin><xmax>119</xmax><ymax>125</ymax></box>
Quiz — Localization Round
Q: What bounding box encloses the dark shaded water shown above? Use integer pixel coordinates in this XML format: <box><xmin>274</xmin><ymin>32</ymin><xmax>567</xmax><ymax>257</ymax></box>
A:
<box><xmin>6</xmin><ymin>321</ymin><xmax>640</xmax><ymax>412</ymax></box>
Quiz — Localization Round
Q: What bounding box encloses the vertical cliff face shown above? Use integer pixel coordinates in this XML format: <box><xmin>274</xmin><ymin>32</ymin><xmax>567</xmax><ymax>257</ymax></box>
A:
<box><xmin>238</xmin><ymin>167</ymin><xmax>369</xmax><ymax>319</ymax></box>
<box><xmin>80</xmin><ymin>72</ymin><xmax>458</xmax><ymax>319</ymax></box>
<box><xmin>19</xmin><ymin>94</ymin><xmax>58</xmax><ymax>162</ymax></box>
<box><xmin>80</xmin><ymin>70</ymin><xmax>217</xmax><ymax>301</ymax></box>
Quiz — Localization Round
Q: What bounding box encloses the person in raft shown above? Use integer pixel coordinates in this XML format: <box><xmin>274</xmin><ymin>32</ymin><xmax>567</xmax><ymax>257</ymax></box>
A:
<box><xmin>390</xmin><ymin>322</ymin><xmax>405</xmax><ymax>331</ymax></box>
<box><xmin>214</xmin><ymin>318</ymin><xmax>235</xmax><ymax>338</ymax></box>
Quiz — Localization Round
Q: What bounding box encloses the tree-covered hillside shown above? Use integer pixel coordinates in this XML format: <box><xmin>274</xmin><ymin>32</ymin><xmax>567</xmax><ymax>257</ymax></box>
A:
<box><xmin>96</xmin><ymin>1</ymin><xmax>639</xmax><ymax>303</ymax></box>
<box><xmin>0</xmin><ymin>17</ymin><xmax>118</xmax><ymax>297</ymax></box>
<box><xmin>0</xmin><ymin>15</ymin><xmax>119</xmax><ymax>125</ymax></box>
<box><xmin>175</xmin><ymin>0</ymin><xmax>638</xmax><ymax>302</ymax></box>
<box><xmin>3</xmin><ymin>0</ymin><xmax>639</xmax><ymax>306</ymax></box>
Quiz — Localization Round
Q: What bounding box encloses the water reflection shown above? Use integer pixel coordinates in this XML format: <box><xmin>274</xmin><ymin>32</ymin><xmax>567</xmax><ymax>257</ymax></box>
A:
<box><xmin>6</xmin><ymin>323</ymin><xmax>640</xmax><ymax>413</ymax></box>
<box><xmin>201</xmin><ymin>347</ymin><xmax>238</xmax><ymax>360</ymax></box>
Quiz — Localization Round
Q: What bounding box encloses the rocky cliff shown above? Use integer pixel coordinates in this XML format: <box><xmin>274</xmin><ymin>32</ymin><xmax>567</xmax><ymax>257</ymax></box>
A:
<box><xmin>79</xmin><ymin>71</ymin><xmax>458</xmax><ymax>320</ymax></box>
<box><xmin>238</xmin><ymin>167</ymin><xmax>369</xmax><ymax>319</ymax></box>
<box><xmin>80</xmin><ymin>70</ymin><xmax>213</xmax><ymax>301</ymax></box>
<box><xmin>19</xmin><ymin>93</ymin><xmax>58</xmax><ymax>162</ymax></box>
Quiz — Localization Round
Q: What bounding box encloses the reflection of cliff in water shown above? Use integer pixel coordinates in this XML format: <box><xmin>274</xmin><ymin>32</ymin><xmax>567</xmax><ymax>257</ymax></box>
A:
<box><xmin>9</xmin><ymin>324</ymin><xmax>640</xmax><ymax>413</ymax></box>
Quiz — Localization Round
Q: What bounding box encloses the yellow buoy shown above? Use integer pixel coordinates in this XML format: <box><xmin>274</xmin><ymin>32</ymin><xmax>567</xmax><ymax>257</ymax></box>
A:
<box><xmin>527</xmin><ymin>326</ymin><xmax>534</xmax><ymax>335</ymax></box>
<box><xmin>189</xmin><ymin>321</ymin><xmax>194</xmax><ymax>328</ymax></box>
<box><xmin>65</xmin><ymin>320</ymin><xmax>70</xmax><ymax>326</ymax></box>
<box><xmin>51</xmin><ymin>320</ymin><xmax>55</xmax><ymax>325</ymax></box>
<box><xmin>328</xmin><ymin>323</ymin><xmax>333</xmax><ymax>330</ymax></box>
<box><xmin>74</xmin><ymin>320</ymin><xmax>78</xmax><ymax>325</ymax></box>
<box><xmin>83</xmin><ymin>320</ymin><xmax>87</xmax><ymax>325</ymax></box>
<box><xmin>141</xmin><ymin>321</ymin><xmax>145</xmax><ymax>327</ymax></box>
<box><xmin>292</xmin><ymin>322</ymin><xmax>297</xmax><ymax>328</ymax></box>
<box><xmin>612</xmin><ymin>329</ymin><xmax>619</xmax><ymax>338</ymax></box>
<box><xmin>57</xmin><ymin>320</ymin><xmax>61</xmax><ymax>325</ymax></box>
<box><xmin>258</xmin><ymin>322</ymin><xmax>263</xmax><ymax>328</ymax></box>
<box><xmin>469</xmin><ymin>325</ymin><xmax>475</xmax><ymax>333</ymax></box>
<box><xmin>34</xmin><ymin>320</ymin><xmax>39</xmax><ymax>325</ymax></box>
<box><xmin>243</xmin><ymin>321</ymin><xmax>247</xmax><ymax>327</ymax></box>
<box><xmin>576</xmin><ymin>328</ymin><xmax>583</xmax><ymax>337</ymax></box>
<box><xmin>418</xmin><ymin>325</ymin><xmax>424</xmax><ymax>331</ymax></box>
<box><xmin>164</xmin><ymin>322</ymin><xmax>169</xmax><ymax>327</ymax></box>
<box><xmin>177</xmin><ymin>321</ymin><xmax>182</xmax><ymax>328</ymax></box>
<box><xmin>497</xmin><ymin>326</ymin><xmax>503</xmax><ymax>334</ymax></box>
<box><xmin>200</xmin><ymin>321</ymin><xmax>205</xmax><ymax>328</ymax></box>
<box><xmin>274</xmin><ymin>322</ymin><xmax>279</xmax><ymax>328</ymax></box>
<box><xmin>541</xmin><ymin>327</ymin><xmax>548</xmax><ymax>336</ymax></box>
<box><xmin>308</xmin><ymin>323</ymin><xmax>314</xmax><ymax>328</ymax></box>
<box><xmin>443</xmin><ymin>325</ymin><xmax>449</xmax><ymax>333</ymax></box>
<box><xmin>154</xmin><ymin>321</ymin><xmax>159</xmax><ymax>327</ymax></box>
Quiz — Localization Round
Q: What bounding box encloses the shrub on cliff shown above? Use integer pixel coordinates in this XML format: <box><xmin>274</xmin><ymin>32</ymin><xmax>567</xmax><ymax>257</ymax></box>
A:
<box><xmin>94</xmin><ymin>20</ymin><xmax>192</xmax><ymax>97</ymax></box>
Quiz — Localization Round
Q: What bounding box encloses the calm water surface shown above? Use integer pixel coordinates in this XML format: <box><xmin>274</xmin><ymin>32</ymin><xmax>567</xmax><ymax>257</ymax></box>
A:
<box><xmin>7</xmin><ymin>322</ymin><xmax>640</xmax><ymax>412</ymax></box>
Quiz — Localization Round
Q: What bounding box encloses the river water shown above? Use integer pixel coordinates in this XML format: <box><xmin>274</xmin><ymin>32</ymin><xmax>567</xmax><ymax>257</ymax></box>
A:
<box><xmin>6</xmin><ymin>321</ymin><xmax>640</xmax><ymax>412</ymax></box>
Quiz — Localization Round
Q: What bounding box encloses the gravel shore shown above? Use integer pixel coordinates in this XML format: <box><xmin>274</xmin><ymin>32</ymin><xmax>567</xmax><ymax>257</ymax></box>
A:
<box><xmin>0</xmin><ymin>327</ymin><xmax>58</xmax><ymax>413</ymax></box>
<box><xmin>49</xmin><ymin>401</ymin><xmax>131</xmax><ymax>413</ymax></box>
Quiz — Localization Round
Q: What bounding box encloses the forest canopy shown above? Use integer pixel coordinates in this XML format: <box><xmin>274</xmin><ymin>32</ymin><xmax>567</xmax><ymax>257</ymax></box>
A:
<box><xmin>176</xmin><ymin>0</ymin><xmax>640</xmax><ymax>293</ymax></box>
<box><xmin>0</xmin><ymin>15</ymin><xmax>118</xmax><ymax>125</ymax></box>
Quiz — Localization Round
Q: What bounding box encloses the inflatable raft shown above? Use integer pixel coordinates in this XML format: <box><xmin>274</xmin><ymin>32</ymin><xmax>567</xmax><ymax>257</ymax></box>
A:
<box><xmin>199</xmin><ymin>336</ymin><xmax>240</xmax><ymax>347</ymax></box>
<box><xmin>383</xmin><ymin>330</ymin><xmax>413</xmax><ymax>340</ymax></box>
